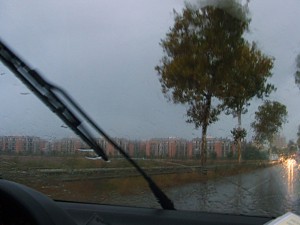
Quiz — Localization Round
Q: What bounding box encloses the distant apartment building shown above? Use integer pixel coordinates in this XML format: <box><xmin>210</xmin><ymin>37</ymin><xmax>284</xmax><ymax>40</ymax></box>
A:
<box><xmin>96</xmin><ymin>138</ymin><xmax>131</xmax><ymax>157</ymax></box>
<box><xmin>192</xmin><ymin>137</ymin><xmax>234</xmax><ymax>159</ymax></box>
<box><xmin>103</xmin><ymin>138</ymin><xmax>147</xmax><ymax>158</ymax></box>
<box><xmin>0</xmin><ymin>135</ymin><xmax>235</xmax><ymax>159</ymax></box>
<box><xmin>0</xmin><ymin>136</ymin><xmax>43</xmax><ymax>153</ymax></box>
<box><xmin>128</xmin><ymin>140</ymin><xmax>146</xmax><ymax>158</ymax></box>
<box><xmin>145</xmin><ymin>137</ymin><xmax>193</xmax><ymax>159</ymax></box>
<box><xmin>192</xmin><ymin>138</ymin><xmax>201</xmax><ymax>158</ymax></box>
<box><xmin>108</xmin><ymin>136</ymin><xmax>233</xmax><ymax>159</ymax></box>
<box><xmin>211</xmin><ymin>138</ymin><xmax>235</xmax><ymax>158</ymax></box>
<box><xmin>146</xmin><ymin>138</ymin><xmax>168</xmax><ymax>158</ymax></box>
<box><xmin>49</xmin><ymin>138</ymin><xmax>85</xmax><ymax>154</ymax></box>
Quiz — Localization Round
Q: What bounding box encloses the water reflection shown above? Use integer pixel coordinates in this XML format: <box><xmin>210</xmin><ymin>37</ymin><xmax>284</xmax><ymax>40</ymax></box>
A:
<box><xmin>286</xmin><ymin>159</ymin><xmax>296</xmax><ymax>195</ymax></box>
<box><xmin>166</xmin><ymin>164</ymin><xmax>300</xmax><ymax>217</ymax></box>
<box><xmin>233</xmin><ymin>175</ymin><xmax>242</xmax><ymax>212</ymax></box>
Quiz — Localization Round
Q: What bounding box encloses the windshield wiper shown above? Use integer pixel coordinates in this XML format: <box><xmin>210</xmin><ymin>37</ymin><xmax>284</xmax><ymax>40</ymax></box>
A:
<box><xmin>0</xmin><ymin>39</ymin><xmax>175</xmax><ymax>210</ymax></box>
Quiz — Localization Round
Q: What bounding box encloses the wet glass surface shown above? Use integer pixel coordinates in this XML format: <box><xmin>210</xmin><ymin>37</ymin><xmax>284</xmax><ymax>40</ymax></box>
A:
<box><xmin>1</xmin><ymin>0</ymin><xmax>300</xmax><ymax>219</ymax></box>
<box><xmin>93</xmin><ymin>163</ymin><xmax>300</xmax><ymax>217</ymax></box>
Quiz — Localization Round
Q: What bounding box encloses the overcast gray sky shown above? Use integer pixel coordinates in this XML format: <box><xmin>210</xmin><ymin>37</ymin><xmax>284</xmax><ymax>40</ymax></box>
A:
<box><xmin>0</xmin><ymin>0</ymin><xmax>299</xmax><ymax>141</ymax></box>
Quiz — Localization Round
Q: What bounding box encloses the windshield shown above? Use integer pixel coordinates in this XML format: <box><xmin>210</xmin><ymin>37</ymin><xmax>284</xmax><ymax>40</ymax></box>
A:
<box><xmin>0</xmin><ymin>0</ymin><xmax>300</xmax><ymax>217</ymax></box>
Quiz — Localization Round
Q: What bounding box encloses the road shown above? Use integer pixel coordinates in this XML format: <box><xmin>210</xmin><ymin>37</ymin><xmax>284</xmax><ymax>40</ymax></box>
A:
<box><xmin>110</xmin><ymin>161</ymin><xmax>299</xmax><ymax>217</ymax></box>
<box><xmin>166</xmin><ymin>160</ymin><xmax>299</xmax><ymax>217</ymax></box>
<box><xmin>9</xmin><ymin>159</ymin><xmax>298</xmax><ymax>217</ymax></box>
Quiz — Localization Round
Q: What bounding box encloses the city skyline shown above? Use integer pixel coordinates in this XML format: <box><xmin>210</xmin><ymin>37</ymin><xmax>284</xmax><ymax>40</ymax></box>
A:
<box><xmin>0</xmin><ymin>135</ymin><xmax>236</xmax><ymax>159</ymax></box>
<box><xmin>0</xmin><ymin>134</ymin><xmax>288</xmax><ymax>158</ymax></box>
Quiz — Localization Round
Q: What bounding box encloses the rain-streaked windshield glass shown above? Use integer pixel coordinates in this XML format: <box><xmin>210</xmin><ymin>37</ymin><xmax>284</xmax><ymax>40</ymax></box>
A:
<box><xmin>0</xmin><ymin>0</ymin><xmax>300</xmax><ymax>217</ymax></box>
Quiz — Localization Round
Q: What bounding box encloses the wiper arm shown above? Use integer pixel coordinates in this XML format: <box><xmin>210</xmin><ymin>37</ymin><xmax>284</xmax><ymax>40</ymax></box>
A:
<box><xmin>0</xmin><ymin>40</ymin><xmax>108</xmax><ymax>161</ymax></box>
<box><xmin>0</xmin><ymin>39</ymin><xmax>175</xmax><ymax>210</ymax></box>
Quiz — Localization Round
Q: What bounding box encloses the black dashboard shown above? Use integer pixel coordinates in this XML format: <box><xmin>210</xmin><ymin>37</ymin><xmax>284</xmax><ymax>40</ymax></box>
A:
<box><xmin>0</xmin><ymin>179</ymin><xmax>273</xmax><ymax>225</ymax></box>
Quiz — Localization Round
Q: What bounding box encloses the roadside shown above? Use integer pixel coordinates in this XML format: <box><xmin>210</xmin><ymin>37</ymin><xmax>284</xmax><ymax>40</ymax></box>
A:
<box><xmin>0</xmin><ymin>155</ymin><xmax>280</xmax><ymax>204</ymax></box>
<box><xmin>0</xmin><ymin>155</ymin><xmax>278</xmax><ymax>181</ymax></box>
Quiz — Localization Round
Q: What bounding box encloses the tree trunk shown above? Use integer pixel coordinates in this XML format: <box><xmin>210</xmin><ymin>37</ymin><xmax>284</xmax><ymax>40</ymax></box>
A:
<box><xmin>200</xmin><ymin>95</ymin><xmax>212</xmax><ymax>166</ymax></box>
<box><xmin>237</xmin><ymin>111</ymin><xmax>242</xmax><ymax>163</ymax></box>
<box><xmin>201</xmin><ymin>124</ymin><xmax>207</xmax><ymax>166</ymax></box>
<box><xmin>268</xmin><ymin>139</ymin><xmax>272</xmax><ymax>157</ymax></box>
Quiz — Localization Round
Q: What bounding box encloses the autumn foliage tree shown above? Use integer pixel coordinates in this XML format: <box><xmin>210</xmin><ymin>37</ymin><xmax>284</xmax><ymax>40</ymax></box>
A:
<box><xmin>156</xmin><ymin>0</ymin><xmax>249</xmax><ymax>165</ymax></box>
<box><xmin>294</xmin><ymin>54</ymin><xmax>300</xmax><ymax>149</ymax></box>
<box><xmin>221</xmin><ymin>42</ymin><xmax>274</xmax><ymax>162</ymax></box>
<box><xmin>251</xmin><ymin>100</ymin><xmax>287</xmax><ymax>152</ymax></box>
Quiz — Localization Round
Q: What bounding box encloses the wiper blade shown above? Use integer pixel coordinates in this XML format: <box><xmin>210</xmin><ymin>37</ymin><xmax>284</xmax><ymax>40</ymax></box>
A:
<box><xmin>0</xmin><ymin>40</ymin><xmax>108</xmax><ymax>161</ymax></box>
<box><xmin>0</xmin><ymin>39</ymin><xmax>175</xmax><ymax>210</ymax></box>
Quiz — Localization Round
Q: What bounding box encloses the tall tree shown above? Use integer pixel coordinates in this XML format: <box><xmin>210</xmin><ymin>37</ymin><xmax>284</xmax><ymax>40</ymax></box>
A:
<box><xmin>294</xmin><ymin>55</ymin><xmax>300</xmax><ymax>150</ymax></box>
<box><xmin>251</xmin><ymin>100</ymin><xmax>288</xmax><ymax>153</ymax></box>
<box><xmin>222</xmin><ymin>42</ymin><xmax>275</xmax><ymax>162</ymax></box>
<box><xmin>155</xmin><ymin>0</ymin><xmax>249</xmax><ymax>165</ymax></box>
<box><xmin>294</xmin><ymin>54</ymin><xmax>300</xmax><ymax>88</ymax></box>
<box><xmin>296</xmin><ymin>125</ymin><xmax>300</xmax><ymax>148</ymax></box>
<box><xmin>287</xmin><ymin>140</ymin><xmax>297</xmax><ymax>156</ymax></box>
